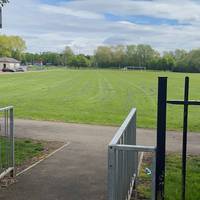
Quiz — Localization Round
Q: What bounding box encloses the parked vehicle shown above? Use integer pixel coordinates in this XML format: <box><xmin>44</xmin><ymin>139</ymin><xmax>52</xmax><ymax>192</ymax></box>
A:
<box><xmin>16</xmin><ymin>67</ymin><xmax>25</xmax><ymax>72</ymax></box>
<box><xmin>2</xmin><ymin>68</ymin><xmax>15</xmax><ymax>72</ymax></box>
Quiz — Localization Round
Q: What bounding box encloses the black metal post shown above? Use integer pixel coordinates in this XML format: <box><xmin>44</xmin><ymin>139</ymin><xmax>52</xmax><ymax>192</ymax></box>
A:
<box><xmin>155</xmin><ymin>77</ymin><xmax>168</xmax><ymax>200</ymax></box>
<box><xmin>182</xmin><ymin>77</ymin><xmax>189</xmax><ymax>200</ymax></box>
<box><xmin>0</xmin><ymin>7</ymin><xmax>2</xmax><ymax>28</ymax></box>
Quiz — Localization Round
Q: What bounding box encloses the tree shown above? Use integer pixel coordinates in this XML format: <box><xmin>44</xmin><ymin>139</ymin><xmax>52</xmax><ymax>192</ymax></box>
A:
<box><xmin>94</xmin><ymin>46</ymin><xmax>113</xmax><ymax>68</ymax></box>
<box><xmin>0</xmin><ymin>35</ymin><xmax>26</xmax><ymax>60</ymax></box>
<box><xmin>71</xmin><ymin>54</ymin><xmax>90</xmax><ymax>68</ymax></box>
<box><xmin>0</xmin><ymin>0</ymin><xmax>9</xmax><ymax>7</ymax></box>
<box><xmin>174</xmin><ymin>49</ymin><xmax>200</xmax><ymax>73</ymax></box>
<box><xmin>61</xmin><ymin>46</ymin><xmax>74</xmax><ymax>66</ymax></box>
<box><xmin>126</xmin><ymin>44</ymin><xmax>159</xmax><ymax>68</ymax></box>
<box><xmin>112</xmin><ymin>45</ymin><xmax>126</xmax><ymax>68</ymax></box>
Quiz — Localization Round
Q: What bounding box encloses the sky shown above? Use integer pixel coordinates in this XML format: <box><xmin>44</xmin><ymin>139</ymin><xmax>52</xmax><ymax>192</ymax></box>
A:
<box><xmin>1</xmin><ymin>0</ymin><xmax>200</xmax><ymax>54</ymax></box>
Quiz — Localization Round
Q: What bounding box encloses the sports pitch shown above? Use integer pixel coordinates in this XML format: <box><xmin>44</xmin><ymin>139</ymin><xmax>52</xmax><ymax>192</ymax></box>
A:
<box><xmin>0</xmin><ymin>69</ymin><xmax>199</xmax><ymax>132</ymax></box>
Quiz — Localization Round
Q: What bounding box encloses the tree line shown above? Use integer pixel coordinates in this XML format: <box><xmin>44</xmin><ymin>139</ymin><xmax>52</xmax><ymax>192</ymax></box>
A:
<box><xmin>0</xmin><ymin>35</ymin><xmax>200</xmax><ymax>73</ymax></box>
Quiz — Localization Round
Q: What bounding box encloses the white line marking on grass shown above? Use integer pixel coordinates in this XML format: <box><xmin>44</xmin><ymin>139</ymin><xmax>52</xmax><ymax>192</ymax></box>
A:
<box><xmin>16</xmin><ymin>142</ymin><xmax>70</xmax><ymax>177</ymax></box>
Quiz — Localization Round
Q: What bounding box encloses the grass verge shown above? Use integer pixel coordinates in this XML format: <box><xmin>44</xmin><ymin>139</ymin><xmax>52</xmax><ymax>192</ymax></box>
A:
<box><xmin>0</xmin><ymin>137</ymin><xmax>64</xmax><ymax>174</ymax></box>
<box><xmin>137</xmin><ymin>153</ymin><xmax>200</xmax><ymax>200</ymax></box>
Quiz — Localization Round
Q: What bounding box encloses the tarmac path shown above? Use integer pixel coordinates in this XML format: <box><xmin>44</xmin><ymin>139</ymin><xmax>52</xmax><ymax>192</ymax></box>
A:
<box><xmin>0</xmin><ymin>119</ymin><xmax>199</xmax><ymax>200</ymax></box>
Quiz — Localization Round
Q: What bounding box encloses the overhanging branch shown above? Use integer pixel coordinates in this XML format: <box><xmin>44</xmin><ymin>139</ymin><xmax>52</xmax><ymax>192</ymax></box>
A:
<box><xmin>0</xmin><ymin>0</ymin><xmax>9</xmax><ymax>7</ymax></box>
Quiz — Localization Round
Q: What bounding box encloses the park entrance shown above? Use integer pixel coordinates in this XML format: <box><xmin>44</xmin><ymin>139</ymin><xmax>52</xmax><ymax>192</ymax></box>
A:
<box><xmin>108</xmin><ymin>76</ymin><xmax>200</xmax><ymax>200</ymax></box>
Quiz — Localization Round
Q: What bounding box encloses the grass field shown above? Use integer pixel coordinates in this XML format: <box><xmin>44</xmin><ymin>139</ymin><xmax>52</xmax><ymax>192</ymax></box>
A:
<box><xmin>138</xmin><ymin>154</ymin><xmax>200</xmax><ymax>200</ymax></box>
<box><xmin>0</xmin><ymin>69</ymin><xmax>199</xmax><ymax>131</ymax></box>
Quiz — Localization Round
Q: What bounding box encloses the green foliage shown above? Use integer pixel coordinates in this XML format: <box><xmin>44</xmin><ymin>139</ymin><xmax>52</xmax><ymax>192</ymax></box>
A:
<box><xmin>95</xmin><ymin>46</ymin><xmax>113</xmax><ymax>68</ymax></box>
<box><xmin>0</xmin><ymin>34</ymin><xmax>196</xmax><ymax>73</ymax></box>
<box><xmin>0</xmin><ymin>35</ymin><xmax>26</xmax><ymax>60</ymax></box>
<box><xmin>71</xmin><ymin>54</ymin><xmax>90</xmax><ymax>68</ymax></box>
<box><xmin>0</xmin><ymin>33</ymin><xmax>200</xmax><ymax>73</ymax></box>
<box><xmin>138</xmin><ymin>154</ymin><xmax>200</xmax><ymax>200</ymax></box>
<box><xmin>93</xmin><ymin>45</ymin><xmax>200</xmax><ymax>72</ymax></box>
<box><xmin>22</xmin><ymin>46</ymin><xmax>91</xmax><ymax>68</ymax></box>
<box><xmin>174</xmin><ymin>49</ymin><xmax>200</xmax><ymax>73</ymax></box>
<box><xmin>0</xmin><ymin>69</ymin><xmax>199</xmax><ymax>132</ymax></box>
<box><xmin>0</xmin><ymin>0</ymin><xmax>9</xmax><ymax>7</ymax></box>
<box><xmin>62</xmin><ymin>46</ymin><xmax>74</xmax><ymax>66</ymax></box>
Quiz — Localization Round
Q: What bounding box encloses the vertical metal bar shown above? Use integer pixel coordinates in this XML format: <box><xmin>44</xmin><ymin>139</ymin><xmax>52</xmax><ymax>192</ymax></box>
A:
<box><xmin>182</xmin><ymin>77</ymin><xmax>189</xmax><ymax>200</ymax></box>
<box><xmin>10</xmin><ymin>108</ymin><xmax>15</xmax><ymax>177</ymax></box>
<box><xmin>119</xmin><ymin>150</ymin><xmax>122</xmax><ymax>200</ymax></box>
<box><xmin>132</xmin><ymin>113</ymin><xmax>137</xmax><ymax>179</ymax></box>
<box><xmin>155</xmin><ymin>77</ymin><xmax>167</xmax><ymax>200</ymax></box>
<box><xmin>152</xmin><ymin>152</ymin><xmax>156</xmax><ymax>200</ymax></box>
<box><xmin>108</xmin><ymin>146</ymin><xmax>116</xmax><ymax>200</ymax></box>
<box><xmin>0</xmin><ymin>111</ymin><xmax>2</xmax><ymax>170</ymax></box>
<box><xmin>116</xmin><ymin>150</ymin><xmax>119</xmax><ymax>200</ymax></box>
<box><xmin>0</xmin><ymin>7</ymin><xmax>2</xmax><ymax>29</ymax></box>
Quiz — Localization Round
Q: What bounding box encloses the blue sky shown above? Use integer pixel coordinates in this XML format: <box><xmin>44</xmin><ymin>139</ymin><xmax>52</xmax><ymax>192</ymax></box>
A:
<box><xmin>1</xmin><ymin>0</ymin><xmax>200</xmax><ymax>54</ymax></box>
<box><xmin>105</xmin><ymin>14</ymin><xmax>182</xmax><ymax>26</ymax></box>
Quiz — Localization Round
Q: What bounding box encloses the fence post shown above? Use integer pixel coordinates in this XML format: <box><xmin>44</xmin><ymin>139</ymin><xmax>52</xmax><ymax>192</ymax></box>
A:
<box><xmin>10</xmin><ymin>107</ymin><xmax>15</xmax><ymax>177</ymax></box>
<box><xmin>155</xmin><ymin>77</ymin><xmax>167</xmax><ymax>200</ymax></box>
<box><xmin>182</xmin><ymin>77</ymin><xmax>189</xmax><ymax>200</ymax></box>
<box><xmin>108</xmin><ymin>146</ymin><xmax>116</xmax><ymax>200</ymax></box>
<box><xmin>0</xmin><ymin>7</ymin><xmax>2</xmax><ymax>28</ymax></box>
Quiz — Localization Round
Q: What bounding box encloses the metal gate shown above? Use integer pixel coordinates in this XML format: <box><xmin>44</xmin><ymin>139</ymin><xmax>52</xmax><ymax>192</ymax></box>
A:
<box><xmin>0</xmin><ymin>106</ymin><xmax>14</xmax><ymax>179</ymax></box>
<box><xmin>108</xmin><ymin>76</ymin><xmax>199</xmax><ymax>200</ymax></box>
<box><xmin>156</xmin><ymin>77</ymin><xmax>200</xmax><ymax>200</ymax></box>
<box><xmin>108</xmin><ymin>108</ymin><xmax>156</xmax><ymax>200</ymax></box>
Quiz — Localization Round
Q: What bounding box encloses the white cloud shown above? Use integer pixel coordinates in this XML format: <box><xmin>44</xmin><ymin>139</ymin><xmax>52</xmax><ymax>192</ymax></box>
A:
<box><xmin>1</xmin><ymin>0</ymin><xmax>200</xmax><ymax>54</ymax></box>
<box><xmin>39</xmin><ymin>4</ymin><xmax>103</xmax><ymax>20</ymax></box>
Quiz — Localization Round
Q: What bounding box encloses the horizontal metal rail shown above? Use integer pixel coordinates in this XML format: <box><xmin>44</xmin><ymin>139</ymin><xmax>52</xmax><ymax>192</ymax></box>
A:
<box><xmin>167</xmin><ymin>100</ymin><xmax>200</xmax><ymax>105</ymax></box>
<box><xmin>109</xmin><ymin>108</ymin><xmax>136</xmax><ymax>146</ymax></box>
<box><xmin>112</xmin><ymin>144</ymin><xmax>156</xmax><ymax>152</ymax></box>
<box><xmin>0</xmin><ymin>106</ymin><xmax>14</xmax><ymax>112</ymax></box>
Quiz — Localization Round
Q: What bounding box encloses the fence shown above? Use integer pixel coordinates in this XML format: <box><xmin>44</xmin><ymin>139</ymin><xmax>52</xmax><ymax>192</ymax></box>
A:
<box><xmin>0</xmin><ymin>106</ymin><xmax>14</xmax><ymax>179</ymax></box>
<box><xmin>108</xmin><ymin>108</ymin><xmax>156</xmax><ymax>200</ymax></box>
<box><xmin>156</xmin><ymin>77</ymin><xmax>200</xmax><ymax>200</ymax></box>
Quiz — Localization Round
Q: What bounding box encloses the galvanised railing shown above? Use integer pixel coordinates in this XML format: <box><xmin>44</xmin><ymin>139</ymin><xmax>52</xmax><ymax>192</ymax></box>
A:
<box><xmin>108</xmin><ymin>108</ymin><xmax>156</xmax><ymax>200</ymax></box>
<box><xmin>0</xmin><ymin>106</ymin><xmax>14</xmax><ymax>179</ymax></box>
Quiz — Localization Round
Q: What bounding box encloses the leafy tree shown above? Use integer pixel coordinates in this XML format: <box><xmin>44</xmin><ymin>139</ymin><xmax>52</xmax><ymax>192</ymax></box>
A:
<box><xmin>0</xmin><ymin>35</ymin><xmax>26</xmax><ymax>60</ymax></box>
<box><xmin>111</xmin><ymin>45</ymin><xmax>126</xmax><ymax>68</ymax></box>
<box><xmin>125</xmin><ymin>44</ymin><xmax>159</xmax><ymax>68</ymax></box>
<box><xmin>71</xmin><ymin>54</ymin><xmax>90</xmax><ymax>68</ymax></box>
<box><xmin>94</xmin><ymin>46</ymin><xmax>113</xmax><ymax>68</ymax></box>
<box><xmin>61</xmin><ymin>46</ymin><xmax>74</xmax><ymax>66</ymax></box>
<box><xmin>0</xmin><ymin>0</ymin><xmax>9</xmax><ymax>7</ymax></box>
<box><xmin>174</xmin><ymin>49</ymin><xmax>200</xmax><ymax>72</ymax></box>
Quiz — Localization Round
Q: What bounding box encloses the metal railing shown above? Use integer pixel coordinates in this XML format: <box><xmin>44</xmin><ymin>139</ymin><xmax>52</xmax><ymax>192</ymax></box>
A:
<box><xmin>108</xmin><ymin>108</ymin><xmax>156</xmax><ymax>200</ymax></box>
<box><xmin>0</xmin><ymin>106</ymin><xmax>14</xmax><ymax>179</ymax></box>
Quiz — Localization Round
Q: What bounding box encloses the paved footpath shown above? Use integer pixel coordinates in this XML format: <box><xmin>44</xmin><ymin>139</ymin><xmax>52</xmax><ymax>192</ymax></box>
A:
<box><xmin>0</xmin><ymin>119</ymin><xmax>199</xmax><ymax>200</ymax></box>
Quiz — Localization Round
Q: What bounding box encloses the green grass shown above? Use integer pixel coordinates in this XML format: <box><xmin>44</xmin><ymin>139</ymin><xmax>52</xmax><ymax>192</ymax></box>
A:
<box><xmin>138</xmin><ymin>154</ymin><xmax>200</xmax><ymax>200</ymax></box>
<box><xmin>165</xmin><ymin>155</ymin><xmax>200</xmax><ymax>200</ymax></box>
<box><xmin>0</xmin><ymin>137</ymin><xmax>44</xmax><ymax>167</ymax></box>
<box><xmin>0</xmin><ymin>69</ymin><xmax>199</xmax><ymax>131</ymax></box>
